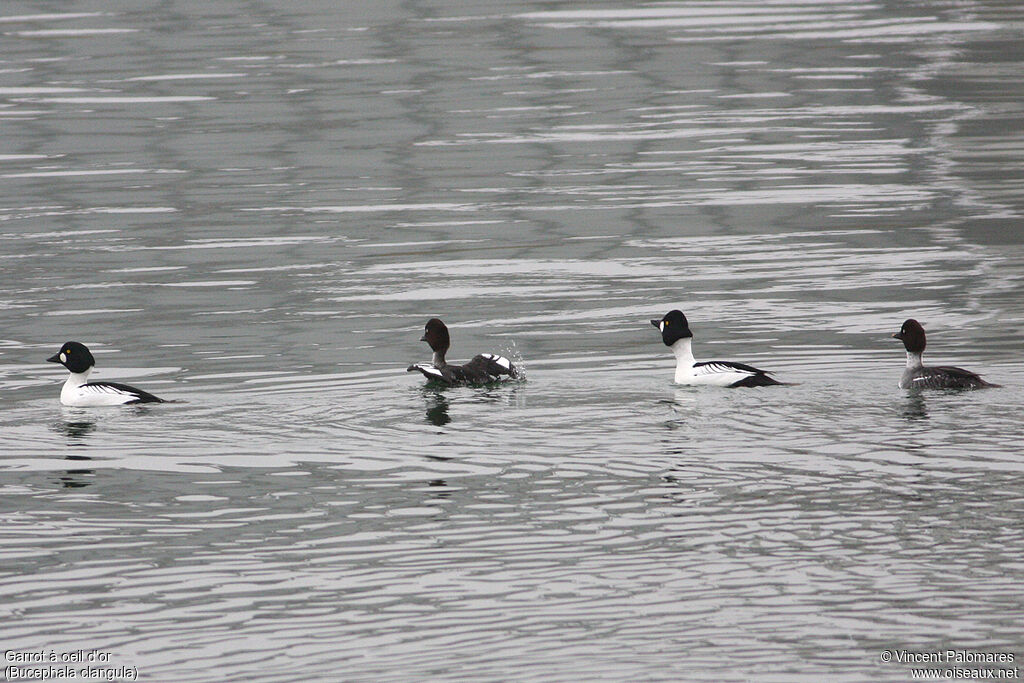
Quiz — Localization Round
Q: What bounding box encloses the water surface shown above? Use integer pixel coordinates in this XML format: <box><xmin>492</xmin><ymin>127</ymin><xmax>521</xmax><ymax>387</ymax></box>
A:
<box><xmin>2</xmin><ymin>1</ymin><xmax>1023</xmax><ymax>681</ymax></box>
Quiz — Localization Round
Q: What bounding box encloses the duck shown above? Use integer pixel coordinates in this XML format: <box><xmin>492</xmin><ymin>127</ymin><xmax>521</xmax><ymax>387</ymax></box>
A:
<box><xmin>892</xmin><ymin>319</ymin><xmax>998</xmax><ymax>390</ymax></box>
<box><xmin>46</xmin><ymin>341</ymin><xmax>165</xmax><ymax>406</ymax></box>
<box><xmin>651</xmin><ymin>310</ymin><xmax>785</xmax><ymax>387</ymax></box>
<box><xmin>407</xmin><ymin>318</ymin><xmax>518</xmax><ymax>385</ymax></box>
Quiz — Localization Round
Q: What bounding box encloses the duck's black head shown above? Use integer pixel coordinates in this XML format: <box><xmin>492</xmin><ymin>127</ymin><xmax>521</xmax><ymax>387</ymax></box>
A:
<box><xmin>650</xmin><ymin>310</ymin><xmax>693</xmax><ymax>347</ymax></box>
<box><xmin>420</xmin><ymin>318</ymin><xmax>451</xmax><ymax>353</ymax></box>
<box><xmin>892</xmin><ymin>319</ymin><xmax>926</xmax><ymax>354</ymax></box>
<box><xmin>47</xmin><ymin>341</ymin><xmax>95</xmax><ymax>374</ymax></box>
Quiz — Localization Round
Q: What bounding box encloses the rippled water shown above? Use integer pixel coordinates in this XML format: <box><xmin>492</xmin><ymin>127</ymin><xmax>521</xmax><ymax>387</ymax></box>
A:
<box><xmin>2</xmin><ymin>2</ymin><xmax>1024</xmax><ymax>681</ymax></box>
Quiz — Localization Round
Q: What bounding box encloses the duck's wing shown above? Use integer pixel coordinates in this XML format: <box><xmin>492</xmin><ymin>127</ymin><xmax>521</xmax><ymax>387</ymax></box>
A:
<box><xmin>83</xmin><ymin>381</ymin><xmax>165</xmax><ymax>403</ymax></box>
<box><xmin>462</xmin><ymin>354</ymin><xmax>518</xmax><ymax>381</ymax></box>
<box><xmin>912</xmin><ymin>366</ymin><xmax>998</xmax><ymax>389</ymax></box>
<box><xmin>694</xmin><ymin>360</ymin><xmax>784</xmax><ymax>388</ymax></box>
<box><xmin>407</xmin><ymin>363</ymin><xmax>455</xmax><ymax>384</ymax></box>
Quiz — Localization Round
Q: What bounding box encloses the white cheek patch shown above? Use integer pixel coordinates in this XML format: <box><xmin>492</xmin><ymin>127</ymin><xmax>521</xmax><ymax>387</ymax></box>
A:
<box><xmin>60</xmin><ymin>353</ymin><xmax>66</xmax><ymax>363</ymax></box>
<box><xmin>660</xmin><ymin>321</ymin><xmax>666</xmax><ymax>332</ymax></box>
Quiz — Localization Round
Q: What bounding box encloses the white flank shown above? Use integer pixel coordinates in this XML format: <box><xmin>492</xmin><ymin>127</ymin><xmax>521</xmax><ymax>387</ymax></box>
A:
<box><xmin>60</xmin><ymin>371</ymin><xmax>141</xmax><ymax>406</ymax></box>
<box><xmin>670</xmin><ymin>338</ymin><xmax>758</xmax><ymax>386</ymax></box>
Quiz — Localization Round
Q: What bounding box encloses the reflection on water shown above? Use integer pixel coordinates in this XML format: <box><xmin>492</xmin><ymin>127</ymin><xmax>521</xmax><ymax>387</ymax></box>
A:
<box><xmin>900</xmin><ymin>393</ymin><xmax>931</xmax><ymax>422</ymax></box>
<box><xmin>1</xmin><ymin>1</ymin><xmax>1024</xmax><ymax>681</ymax></box>
<box><xmin>53</xmin><ymin>417</ymin><xmax>97</xmax><ymax>444</ymax></box>
<box><xmin>58</xmin><ymin>456</ymin><xmax>95</xmax><ymax>489</ymax></box>
<box><xmin>50</xmin><ymin>417</ymin><xmax>96</xmax><ymax>487</ymax></box>
<box><xmin>423</xmin><ymin>391</ymin><xmax>452</xmax><ymax>427</ymax></box>
<box><xmin>427</xmin><ymin>479</ymin><xmax>452</xmax><ymax>500</ymax></box>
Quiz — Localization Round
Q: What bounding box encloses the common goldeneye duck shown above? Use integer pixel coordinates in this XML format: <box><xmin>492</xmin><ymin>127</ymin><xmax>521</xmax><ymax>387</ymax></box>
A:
<box><xmin>651</xmin><ymin>310</ymin><xmax>785</xmax><ymax>387</ymax></box>
<box><xmin>46</xmin><ymin>341</ymin><xmax>165</xmax><ymax>406</ymax></box>
<box><xmin>407</xmin><ymin>318</ymin><xmax>518</xmax><ymax>385</ymax></box>
<box><xmin>892</xmin><ymin>319</ymin><xmax>999</xmax><ymax>390</ymax></box>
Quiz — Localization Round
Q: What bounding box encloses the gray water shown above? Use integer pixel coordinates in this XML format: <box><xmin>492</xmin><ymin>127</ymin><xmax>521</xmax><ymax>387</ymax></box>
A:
<box><xmin>2</xmin><ymin>2</ymin><xmax>1024</xmax><ymax>681</ymax></box>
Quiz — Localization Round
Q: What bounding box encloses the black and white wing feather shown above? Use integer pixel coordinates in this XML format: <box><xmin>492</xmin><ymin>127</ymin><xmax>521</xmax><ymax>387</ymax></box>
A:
<box><xmin>407</xmin><ymin>363</ymin><xmax>449</xmax><ymax>383</ymax></box>
<box><xmin>83</xmin><ymin>381</ymin><xmax>165</xmax><ymax>404</ymax></box>
<box><xmin>693</xmin><ymin>360</ymin><xmax>784</xmax><ymax>388</ymax></box>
